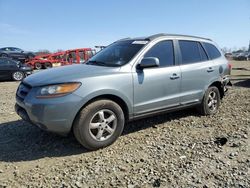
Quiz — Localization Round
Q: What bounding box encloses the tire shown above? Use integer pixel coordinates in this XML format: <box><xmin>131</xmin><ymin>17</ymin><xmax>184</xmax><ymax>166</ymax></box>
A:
<box><xmin>198</xmin><ymin>86</ymin><xmax>221</xmax><ymax>115</ymax></box>
<box><xmin>73</xmin><ymin>99</ymin><xmax>125</xmax><ymax>150</ymax></box>
<box><xmin>1</xmin><ymin>53</ymin><xmax>8</xmax><ymax>58</ymax></box>
<box><xmin>44</xmin><ymin>62</ymin><xmax>52</xmax><ymax>69</ymax></box>
<box><xmin>12</xmin><ymin>71</ymin><xmax>24</xmax><ymax>81</ymax></box>
<box><xmin>35</xmin><ymin>62</ymin><xmax>42</xmax><ymax>70</ymax></box>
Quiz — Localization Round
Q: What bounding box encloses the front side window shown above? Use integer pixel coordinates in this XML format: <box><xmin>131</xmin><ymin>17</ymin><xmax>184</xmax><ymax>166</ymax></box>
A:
<box><xmin>87</xmin><ymin>40</ymin><xmax>146</xmax><ymax>67</ymax></box>
<box><xmin>203</xmin><ymin>42</ymin><xmax>221</xmax><ymax>60</ymax></box>
<box><xmin>144</xmin><ymin>40</ymin><xmax>174</xmax><ymax>67</ymax></box>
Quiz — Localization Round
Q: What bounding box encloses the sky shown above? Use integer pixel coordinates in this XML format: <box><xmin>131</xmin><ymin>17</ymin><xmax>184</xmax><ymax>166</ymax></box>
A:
<box><xmin>0</xmin><ymin>0</ymin><xmax>249</xmax><ymax>52</ymax></box>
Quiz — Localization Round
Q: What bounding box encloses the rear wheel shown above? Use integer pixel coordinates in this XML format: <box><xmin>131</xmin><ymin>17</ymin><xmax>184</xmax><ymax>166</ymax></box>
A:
<box><xmin>198</xmin><ymin>86</ymin><xmax>220</xmax><ymax>115</ymax></box>
<box><xmin>12</xmin><ymin>71</ymin><xmax>24</xmax><ymax>81</ymax></box>
<box><xmin>35</xmin><ymin>62</ymin><xmax>42</xmax><ymax>70</ymax></box>
<box><xmin>73</xmin><ymin>99</ymin><xmax>125</xmax><ymax>150</ymax></box>
<box><xmin>44</xmin><ymin>62</ymin><xmax>52</xmax><ymax>69</ymax></box>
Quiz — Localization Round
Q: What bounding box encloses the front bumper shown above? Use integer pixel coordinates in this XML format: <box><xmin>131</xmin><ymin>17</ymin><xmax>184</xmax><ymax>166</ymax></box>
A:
<box><xmin>15</xmin><ymin>86</ymin><xmax>84</xmax><ymax>135</ymax></box>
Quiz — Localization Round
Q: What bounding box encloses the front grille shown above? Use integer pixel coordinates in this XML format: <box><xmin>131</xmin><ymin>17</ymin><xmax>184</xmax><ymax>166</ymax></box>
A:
<box><xmin>16</xmin><ymin>82</ymin><xmax>32</xmax><ymax>101</ymax></box>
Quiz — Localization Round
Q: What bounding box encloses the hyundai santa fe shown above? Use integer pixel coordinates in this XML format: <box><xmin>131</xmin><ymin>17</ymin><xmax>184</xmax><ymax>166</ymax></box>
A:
<box><xmin>15</xmin><ymin>34</ymin><xmax>231</xmax><ymax>150</ymax></box>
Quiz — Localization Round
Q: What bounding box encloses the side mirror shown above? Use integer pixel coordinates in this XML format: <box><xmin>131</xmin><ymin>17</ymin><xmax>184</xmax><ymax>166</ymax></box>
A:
<box><xmin>137</xmin><ymin>57</ymin><xmax>159</xmax><ymax>69</ymax></box>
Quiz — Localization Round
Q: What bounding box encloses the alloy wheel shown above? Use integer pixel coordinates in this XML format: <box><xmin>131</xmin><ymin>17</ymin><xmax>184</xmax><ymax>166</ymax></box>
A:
<box><xmin>88</xmin><ymin>109</ymin><xmax>117</xmax><ymax>141</ymax></box>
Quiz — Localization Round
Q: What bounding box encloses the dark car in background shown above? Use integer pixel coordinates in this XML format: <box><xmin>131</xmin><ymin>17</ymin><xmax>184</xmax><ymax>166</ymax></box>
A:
<box><xmin>233</xmin><ymin>52</ymin><xmax>249</xmax><ymax>61</ymax></box>
<box><xmin>0</xmin><ymin>47</ymin><xmax>35</xmax><ymax>61</ymax></box>
<box><xmin>0</xmin><ymin>57</ymin><xmax>33</xmax><ymax>81</ymax></box>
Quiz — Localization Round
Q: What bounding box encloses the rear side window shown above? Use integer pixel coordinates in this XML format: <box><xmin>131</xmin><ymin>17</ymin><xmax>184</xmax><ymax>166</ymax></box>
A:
<box><xmin>144</xmin><ymin>40</ymin><xmax>174</xmax><ymax>67</ymax></box>
<box><xmin>179</xmin><ymin>41</ymin><xmax>201</xmax><ymax>64</ymax></box>
<box><xmin>203</xmin><ymin>42</ymin><xmax>221</xmax><ymax>59</ymax></box>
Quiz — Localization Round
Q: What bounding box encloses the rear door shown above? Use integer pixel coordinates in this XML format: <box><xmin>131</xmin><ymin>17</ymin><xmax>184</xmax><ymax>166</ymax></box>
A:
<box><xmin>178</xmin><ymin>40</ymin><xmax>216</xmax><ymax>104</ymax></box>
<box><xmin>133</xmin><ymin>40</ymin><xmax>181</xmax><ymax>115</ymax></box>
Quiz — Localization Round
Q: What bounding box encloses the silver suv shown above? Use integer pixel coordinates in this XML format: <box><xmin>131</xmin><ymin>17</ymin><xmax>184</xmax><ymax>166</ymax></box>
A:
<box><xmin>15</xmin><ymin>34</ymin><xmax>231</xmax><ymax>150</ymax></box>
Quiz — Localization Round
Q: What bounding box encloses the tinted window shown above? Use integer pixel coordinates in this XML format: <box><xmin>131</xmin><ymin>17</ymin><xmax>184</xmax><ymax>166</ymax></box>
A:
<box><xmin>203</xmin><ymin>42</ymin><xmax>221</xmax><ymax>59</ymax></box>
<box><xmin>144</xmin><ymin>40</ymin><xmax>174</xmax><ymax>67</ymax></box>
<box><xmin>198</xmin><ymin>43</ymin><xmax>208</xmax><ymax>61</ymax></box>
<box><xmin>179</xmin><ymin>41</ymin><xmax>202</xmax><ymax>64</ymax></box>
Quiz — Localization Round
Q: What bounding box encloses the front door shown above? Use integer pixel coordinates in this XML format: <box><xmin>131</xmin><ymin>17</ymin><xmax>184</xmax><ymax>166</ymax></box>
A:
<box><xmin>133</xmin><ymin>40</ymin><xmax>181</xmax><ymax>115</ymax></box>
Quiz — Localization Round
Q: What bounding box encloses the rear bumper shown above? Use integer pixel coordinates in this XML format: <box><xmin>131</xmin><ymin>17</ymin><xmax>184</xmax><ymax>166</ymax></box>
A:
<box><xmin>222</xmin><ymin>75</ymin><xmax>232</xmax><ymax>93</ymax></box>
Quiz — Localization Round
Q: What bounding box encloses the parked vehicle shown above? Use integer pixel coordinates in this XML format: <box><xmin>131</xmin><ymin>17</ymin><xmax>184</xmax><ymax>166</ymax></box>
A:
<box><xmin>0</xmin><ymin>47</ymin><xmax>35</xmax><ymax>62</ymax></box>
<box><xmin>233</xmin><ymin>52</ymin><xmax>249</xmax><ymax>61</ymax></box>
<box><xmin>26</xmin><ymin>52</ymin><xmax>65</xmax><ymax>69</ymax></box>
<box><xmin>0</xmin><ymin>57</ymin><xmax>33</xmax><ymax>81</ymax></box>
<box><xmin>15</xmin><ymin>34</ymin><xmax>231</xmax><ymax>150</ymax></box>
<box><xmin>26</xmin><ymin>48</ymin><xmax>96</xmax><ymax>69</ymax></box>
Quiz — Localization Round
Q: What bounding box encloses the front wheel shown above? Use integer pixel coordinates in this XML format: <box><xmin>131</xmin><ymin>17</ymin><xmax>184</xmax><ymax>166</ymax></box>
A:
<box><xmin>198</xmin><ymin>86</ymin><xmax>221</xmax><ymax>115</ymax></box>
<box><xmin>73</xmin><ymin>99</ymin><xmax>125</xmax><ymax>150</ymax></box>
<box><xmin>12</xmin><ymin>71</ymin><xmax>24</xmax><ymax>81</ymax></box>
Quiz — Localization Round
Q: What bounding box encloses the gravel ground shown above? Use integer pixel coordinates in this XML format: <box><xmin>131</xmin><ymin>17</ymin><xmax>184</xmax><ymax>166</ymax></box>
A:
<box><xmin>0</xmin><ymin>61</ymin><xmax>249</xmax><ymax>188</ymax></box>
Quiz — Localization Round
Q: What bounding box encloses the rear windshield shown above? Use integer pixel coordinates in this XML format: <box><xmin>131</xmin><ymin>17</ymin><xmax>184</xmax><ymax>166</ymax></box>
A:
<box><xmin>87</xmin><ymin>40</ymin><xmax>147</xmax><ymax>67</ymax></box>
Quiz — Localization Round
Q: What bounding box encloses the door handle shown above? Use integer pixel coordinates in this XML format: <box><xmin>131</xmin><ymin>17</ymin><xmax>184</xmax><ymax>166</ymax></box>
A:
<box><xmin>170</xmin><ymin>73</ymin><xmax>180</xmax><ymax>80</ymax></box>
<box><xmin>207</xmin><ymin>67</ymin><xmax>214</xmax><ymax>72</ymax></box>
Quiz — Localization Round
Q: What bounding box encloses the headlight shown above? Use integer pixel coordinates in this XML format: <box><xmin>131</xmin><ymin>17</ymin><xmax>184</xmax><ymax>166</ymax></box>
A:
<box><xmin>37</xmin><ymin>82</ymin><xmax>81</xmax><ymax>98</ymax></box>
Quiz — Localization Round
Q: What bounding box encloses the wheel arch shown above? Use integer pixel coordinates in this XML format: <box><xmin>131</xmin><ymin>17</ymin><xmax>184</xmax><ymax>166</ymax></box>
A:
<box><xmin>208</xmin><ymin>81</ymin><xmax>224</xmax><ymax>99</ymax></box>
<box><xmin>71</xmin><ymin>94</ymin><xmax>130</xmax><ymax>132</ymax></box>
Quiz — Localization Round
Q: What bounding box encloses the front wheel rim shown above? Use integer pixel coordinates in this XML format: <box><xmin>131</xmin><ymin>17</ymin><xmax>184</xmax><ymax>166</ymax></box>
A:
<box><xmin>207</xmin><ymin>91</ymin><xmax>218</xmax><ymax>111</ymax></box>
<box><xmin>13</xmin><ymin>72</ymin><xmax>23</xmax><ymax>80</ymax></box>
<box><xmin>88</xmin><ymin>109</ymin><xmax>117</xmax><ymax>141</ymax></box>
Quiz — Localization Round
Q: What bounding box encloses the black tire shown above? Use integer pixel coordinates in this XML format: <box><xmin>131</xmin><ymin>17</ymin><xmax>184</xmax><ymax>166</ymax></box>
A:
<box><xmin>44</xmin><ymin>62</ymin><xmax>52</xmax><ymax>69</ymax></box>
<box><xmin>35</xmin><ymin>62</ymin><xmax>42</xmax><ymax>70</ymax></box>
<box><xmin>12</xmin><ymin>71</ymin><xmax>24</xmax><ymax>81</ymax></box>
<box><xmin>73</xmin><ymin>99</ymin><xmax>125</xmax><ymax>150</ymax></box>
<box><xmin>1</xmin><ymin>53</ymin><xmax>8</xmax><ymax>58</ymax></box>
<box><xmin>198</xmin><ymin>86</ymin><xmax>221</xmax><ymax>115</ymax></box>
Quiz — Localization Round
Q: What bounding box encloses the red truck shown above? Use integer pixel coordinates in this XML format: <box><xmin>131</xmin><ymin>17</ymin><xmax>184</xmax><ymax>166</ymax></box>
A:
<box><xmin>26</xmin><ymin>48</ymin><xmax>96</xmax><ymax>69</ymax></box>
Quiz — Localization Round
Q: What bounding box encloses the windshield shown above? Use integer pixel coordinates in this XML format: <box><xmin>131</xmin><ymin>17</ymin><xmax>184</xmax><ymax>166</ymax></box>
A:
<box><xmin>87</xmin><ymin>40</ymin><xmax>147</xmax><ymax>67</ymax></box>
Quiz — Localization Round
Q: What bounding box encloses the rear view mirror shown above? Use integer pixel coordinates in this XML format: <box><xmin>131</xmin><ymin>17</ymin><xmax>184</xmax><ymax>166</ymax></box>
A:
<box><xmin>137</xmin><ymin>57</ymin><xmax>159</xmax><ymax>69</ymax></box>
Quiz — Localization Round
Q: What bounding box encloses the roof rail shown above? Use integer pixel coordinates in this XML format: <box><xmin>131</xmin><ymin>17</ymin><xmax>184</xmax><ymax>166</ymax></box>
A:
<box><xmin>146</xmin><ymin>33</ymin><xmax>211</xmax><ymax>41</ymax></box>
<box><xmin>115</xmin><ymin>37</ymin><xmax>131</xmax><ymax>42</ymax></box>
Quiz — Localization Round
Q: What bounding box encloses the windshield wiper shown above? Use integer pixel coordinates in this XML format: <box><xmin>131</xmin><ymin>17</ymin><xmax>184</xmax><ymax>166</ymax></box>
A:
<box><xmin>86</xmin><ymin>60</ymin><xmax>107</xmax><ymax>66</ymax></box>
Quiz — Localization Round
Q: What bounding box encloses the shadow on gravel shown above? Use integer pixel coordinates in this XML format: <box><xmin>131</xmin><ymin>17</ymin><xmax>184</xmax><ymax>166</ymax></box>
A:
<box><xmin>123</xmin><ymin>108</ymin><xmax>198</xmax><ymax>135</ymax></box>
<box><xmin>0</xmin><ymin>120</ymin><xmax>87</xmax><ymax>162</ymax></box>
<box><xmin>233</xmin><ymin>79</ymin><xmax>250</xmax><ymax>88</ymax></box>
<box><xmin>0</xmin><ymin>108</ymin><xmax>198</xmax><ymax>162</ymax></box>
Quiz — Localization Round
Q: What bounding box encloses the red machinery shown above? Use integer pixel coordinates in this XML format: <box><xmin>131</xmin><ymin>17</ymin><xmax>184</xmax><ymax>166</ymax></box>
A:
<box><xmin>26</xmin><ymin>48</ymin><xmax>96</xmax><ymax>69</ymax></box>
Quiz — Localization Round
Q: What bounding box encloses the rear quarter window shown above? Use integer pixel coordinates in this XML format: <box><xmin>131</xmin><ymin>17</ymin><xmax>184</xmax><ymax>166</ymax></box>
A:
<box><xmin>203</xmin><ymin>42</ymin><xmax>221</xmax><ymax>60</ymax></box>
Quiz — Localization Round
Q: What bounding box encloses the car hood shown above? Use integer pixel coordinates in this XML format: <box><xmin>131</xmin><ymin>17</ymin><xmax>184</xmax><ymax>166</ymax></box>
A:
<box><xmin>24</xmin><ymin>64</ymin><xmax>121</xmax><ymax>87</ymax></box>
